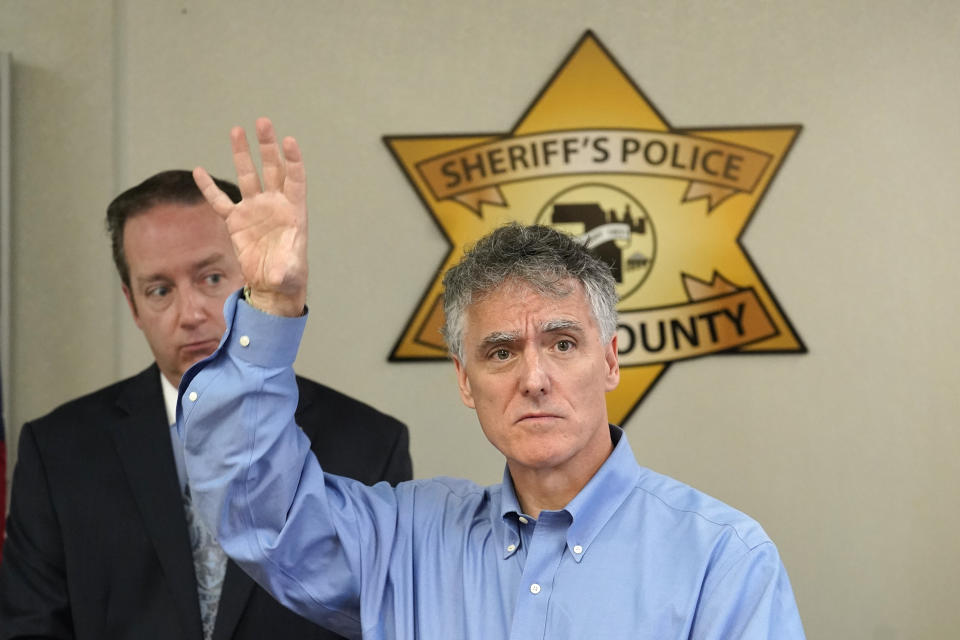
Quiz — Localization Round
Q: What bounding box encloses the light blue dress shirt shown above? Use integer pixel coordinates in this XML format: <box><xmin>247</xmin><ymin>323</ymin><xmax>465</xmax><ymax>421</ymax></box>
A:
<box><xmin>179</xmin><ymin>292</ymin><xmax>805</xmax><ymax>640</ymax></box>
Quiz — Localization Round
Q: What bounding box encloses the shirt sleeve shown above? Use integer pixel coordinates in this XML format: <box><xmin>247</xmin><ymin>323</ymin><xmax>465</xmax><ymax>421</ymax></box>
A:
<box><xmin>177</xmin><ymin>291</ymin><xmax>402</xmax><ymax>639</ymax></box>
<box><xmin>690</xmin><ymin>540</ymin><xmax>806</xmax><ymax>640</ymax></box>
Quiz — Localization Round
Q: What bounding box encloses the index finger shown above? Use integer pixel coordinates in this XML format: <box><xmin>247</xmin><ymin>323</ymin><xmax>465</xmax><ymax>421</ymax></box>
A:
<box><xmin>193</xmin><ymin>167</ymin><xmax>236</xmax><ymax>219</ymax></box>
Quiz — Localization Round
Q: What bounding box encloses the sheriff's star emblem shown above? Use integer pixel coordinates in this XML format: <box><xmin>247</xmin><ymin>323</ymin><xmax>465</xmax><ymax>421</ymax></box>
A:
<box><xmin>385</xmin><ymin>31</ymin><xmax>805</xmax><ymax>424</ymax></box>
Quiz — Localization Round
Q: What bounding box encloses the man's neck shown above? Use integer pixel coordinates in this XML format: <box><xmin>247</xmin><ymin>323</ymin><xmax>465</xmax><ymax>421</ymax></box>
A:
<box><xmin>508</xmin><ymin>437</ymin><xmax>614</xmax><ymax>520</ymax></box>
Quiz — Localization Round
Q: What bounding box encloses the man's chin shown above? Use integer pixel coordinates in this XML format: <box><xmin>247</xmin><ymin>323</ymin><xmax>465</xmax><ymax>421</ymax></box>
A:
<box><xmin>504</xmin><ymin>438</ymin><xmax>571</xmax><ymax>468</ymax></box>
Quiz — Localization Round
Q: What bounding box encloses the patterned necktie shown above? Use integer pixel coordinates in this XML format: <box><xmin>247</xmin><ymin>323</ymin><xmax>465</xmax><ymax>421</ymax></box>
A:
<box><xmin>183</xmin><ymin>484</ymin><xmax>228</xmax><ymax>640</ymax></box>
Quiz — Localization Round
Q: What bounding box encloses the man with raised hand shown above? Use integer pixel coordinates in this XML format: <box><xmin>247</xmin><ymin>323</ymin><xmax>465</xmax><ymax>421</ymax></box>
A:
<box><xmin>181</xmin><ymin>117</ymin><xmax>805</xmax><ymax>639</ymax></box>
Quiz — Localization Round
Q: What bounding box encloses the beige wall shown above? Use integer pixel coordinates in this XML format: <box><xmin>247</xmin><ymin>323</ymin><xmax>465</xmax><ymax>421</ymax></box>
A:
<box><xmin>3</xmin><ymin>1</ymin><xmax>959</xmax><ymax>638</ymax></box>
<box><xmin>1</xmin><ymin>2</ymin><xmax>120</xmax><ymax>445</ymax></box>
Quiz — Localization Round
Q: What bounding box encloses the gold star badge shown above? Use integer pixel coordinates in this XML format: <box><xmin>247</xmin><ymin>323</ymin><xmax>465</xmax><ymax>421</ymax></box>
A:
<box><xmin>385</xmin><ymin>31</ymin><xmax>805</xmax><ymax>424</ymax></box>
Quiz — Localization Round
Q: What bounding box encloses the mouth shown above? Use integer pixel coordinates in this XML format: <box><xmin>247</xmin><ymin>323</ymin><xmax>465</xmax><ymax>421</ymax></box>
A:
<box><xmin>516</xmin><ymin>412</ymin><xmax>563</xmax><ymax>425</ymax></box>
<box><xmin>180</xmin><ymin>339</ymin><xmax>220</xmax><ymax>359</ymax></box>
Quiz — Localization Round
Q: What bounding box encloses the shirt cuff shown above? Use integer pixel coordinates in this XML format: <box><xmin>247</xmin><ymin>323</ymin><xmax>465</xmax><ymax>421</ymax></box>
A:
<box><xmin>229</xmin><ymin>294</ymin><xmax>308</xmax><ymax>368</ymax></box>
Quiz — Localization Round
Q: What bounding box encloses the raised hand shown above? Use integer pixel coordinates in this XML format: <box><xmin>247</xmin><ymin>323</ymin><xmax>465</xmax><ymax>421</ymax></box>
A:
<box><xmin>194</xmin><ymin>117</ymin><xmax>308</xmax><ymax>317</ymax></box>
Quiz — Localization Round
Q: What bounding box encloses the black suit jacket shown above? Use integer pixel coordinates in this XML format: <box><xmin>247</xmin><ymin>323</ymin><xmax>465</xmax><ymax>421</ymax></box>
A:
<box><xmin>0</xmin><ymin>364</ymin><xmax>412</xmax><ymax>639</ymax></box>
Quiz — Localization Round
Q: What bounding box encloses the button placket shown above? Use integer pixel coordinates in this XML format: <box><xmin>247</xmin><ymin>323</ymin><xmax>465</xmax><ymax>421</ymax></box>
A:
<box><xmin>506</xmin><ymin>511</ymin><xmax>570</xmax><ymax>637</ymax></box>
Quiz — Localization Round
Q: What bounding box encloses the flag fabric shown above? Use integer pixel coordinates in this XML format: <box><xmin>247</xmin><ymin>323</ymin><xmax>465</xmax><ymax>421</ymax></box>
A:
<box><xmin>0</xmin><ymin>367</ymin><xmax>6</xmax><ymax>561</ymax></box>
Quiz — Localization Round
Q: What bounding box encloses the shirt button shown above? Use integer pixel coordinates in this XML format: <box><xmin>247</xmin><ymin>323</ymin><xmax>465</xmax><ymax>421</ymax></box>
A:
<box><xmin>239</xmin><ymin>335</ymin><xmax>251</xmax><ymax>347</ymax></box>
<box><xmin>530</xmin><ymin>583</ymin><xmax>541</xmax><ymax>595</ymax></box>
<box><xmin>188</xmin><ymin>391</ymin><xmax>198</xmax><ymax>402</ymax></box>
<box><xmin>573</xmin><ymin>545</ymin><xmax>583</xmax><ymax>554</ymax></box>
<box><xmin>518</xmin><ymin>516</ymin><xmax>529</xmax><ymax>524</ymax></box>
<box><xmin>507</xmin><ymin>544</ymin><xmax>516</xmax><ymax>552</ymax></box>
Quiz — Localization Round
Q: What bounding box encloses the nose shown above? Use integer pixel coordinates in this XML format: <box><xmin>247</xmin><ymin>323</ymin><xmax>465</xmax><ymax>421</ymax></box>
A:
<box><xmin>177</xmin><ymin>285</ymin><xmax>209</xmax><ymax>328</ymax></box>
<box><xmin>519</xmin><ymin>348</ymin><xmax>550</xmax><ymax>396</ymax></box>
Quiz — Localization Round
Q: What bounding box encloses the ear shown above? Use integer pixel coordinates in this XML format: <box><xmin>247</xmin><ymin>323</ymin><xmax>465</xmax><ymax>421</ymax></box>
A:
<box><xmin>122</xmin><ymin>284</ymin><xmax>144</xmax><ymax>330</ymax></box>
<box><xmin>452</xmin><ymin>356</ymin><xmax>476</xmax><ymax>409</ymax></box>
<box><xmin>603</xmin><ymin>333</ymin><xmax>620</xmax><ymax>392</ymax></box>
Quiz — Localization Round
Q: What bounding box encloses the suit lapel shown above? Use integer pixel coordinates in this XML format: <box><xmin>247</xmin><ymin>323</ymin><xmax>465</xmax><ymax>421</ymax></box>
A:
<box><xmin>106</xmin><ymin>371</ymin><xmax>318</xmax><ymax>639</ymax></box>
<box><xmin>295</xmin><ymin>375</ymin><xmax>314</xmax><ymax>421</ymax></box>
<box><xmin>109</xmin><ymin>365</ymin><xmax>204</xmax><ymax>640</ymax></box>
<box><xmin>211</xmin><ymin>560</ymin><xmax>255</xmax><ymax>640</ymax></box>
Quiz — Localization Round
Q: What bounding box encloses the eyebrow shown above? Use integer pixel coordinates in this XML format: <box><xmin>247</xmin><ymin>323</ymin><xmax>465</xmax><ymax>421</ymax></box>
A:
<box><xmin>134</xmin><ymin>253</ymin><xmax>229</xmax><ymax>286</ymax></box>
<box><xmin>478</xmin><ymin>331</ymin><xmax>521</xmax><ymax>349</ymax></box>
<box><xmin>190</xmin><ymin>253</ymin><xmax>230</xmax><ymax>273</ymax></box>
<box><xmin>476</xmin><ymin>319</ymin><xmax>585</xmax><ymax>349</ymax></box>
<box><xmin>542</xmin><ymin>319</ymin><xmax>583</xmax><ymax>334</ymax></box>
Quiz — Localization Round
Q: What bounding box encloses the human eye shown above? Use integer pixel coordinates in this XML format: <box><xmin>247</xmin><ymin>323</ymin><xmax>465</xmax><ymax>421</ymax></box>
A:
<box><xmin>554</xmin><ymin>338</ymin><xmax>576</xmax><ymax>353</ymax></box>
<box><xmin>199</xmin><ymin>271</ymin><xmax>230</xmax><ymax>293</ymax></box>
<box><xmin>489</xmin><ymin>347</ymin><xmax>512</xmax><ymax>362</ymax></box>
<box><xmin>141</xmin><ymin>283</ymin><xmax>173</xmax><ymax>310</ymax></box>
<box><xmin>145</xmin><ymin>285</ymin><xmax>169</xmax><ymax>299</ymax></box>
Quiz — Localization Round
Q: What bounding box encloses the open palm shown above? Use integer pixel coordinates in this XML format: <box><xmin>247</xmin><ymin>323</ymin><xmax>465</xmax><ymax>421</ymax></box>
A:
<box><xmin>194</xmin><ymin>117</ymin><xmax>308</xmax><ymax>317</ymax></box>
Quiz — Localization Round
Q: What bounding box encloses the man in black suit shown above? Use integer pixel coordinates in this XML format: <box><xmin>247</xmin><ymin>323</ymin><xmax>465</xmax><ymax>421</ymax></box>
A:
<box><xmin>0</xmin><ymin>170</ymin><xmax>412</xmax><ymax>640</ymax></box>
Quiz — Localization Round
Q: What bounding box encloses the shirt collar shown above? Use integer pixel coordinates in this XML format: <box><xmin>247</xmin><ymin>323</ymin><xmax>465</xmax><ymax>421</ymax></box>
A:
<box><xmin>497</xmin><ymin>425</ymin><xmax>641</xmax><ymax>562</ymax></box>
<box><xmin>160</xmin><ymin>372</ymin><xmax>179</xmax><ymax>428</ymax></box>
<box><xmin>160</xmin><ymin>371</ymin><xmax>190</xmax><ymax>494</ymax></box>
<box><xmin>563</xmin><ymin>426</ymin><xmax>641</xmax><ymax>561</ymax></box>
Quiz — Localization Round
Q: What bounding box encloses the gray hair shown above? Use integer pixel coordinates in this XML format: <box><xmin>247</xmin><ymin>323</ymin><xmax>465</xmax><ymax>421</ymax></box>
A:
<box><xmin>441</xmin><ymin>223</ymin><xmax>618</xmax><ymax>361</ymax></box>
